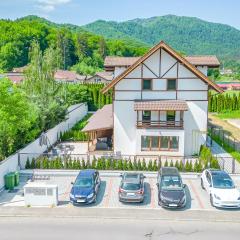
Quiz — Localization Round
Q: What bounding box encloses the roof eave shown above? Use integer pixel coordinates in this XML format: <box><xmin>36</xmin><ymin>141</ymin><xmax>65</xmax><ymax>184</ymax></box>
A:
<box><xmin>102</xmin><ymin>41</ymin><xmax>223</xmax><ymax>94</ymax></box>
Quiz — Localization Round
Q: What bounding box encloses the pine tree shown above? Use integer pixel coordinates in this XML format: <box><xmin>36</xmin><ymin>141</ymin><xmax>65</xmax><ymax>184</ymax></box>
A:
<box><xmin>123</xmin><ymin>159</ymin><xmax>128</xmax><ymax>170</ymax></box>
<box><xmin>25</xmin><ymin>158</ymin><xmax>31</xmax><ymax>169</ymax></box>
<box><xmin>148</xmin><ymin>160</ymin><xmax>153</xmax><ymax>171</ymax></box>
<box><xmin>142</xmin><ymin>158</ymin><xmax>147</xmax><ymax>171</ymax></box>
<box><xmin>153</xmin><ymin>159</ymin><xmax>158</xmax><ymax>171</ymax></box>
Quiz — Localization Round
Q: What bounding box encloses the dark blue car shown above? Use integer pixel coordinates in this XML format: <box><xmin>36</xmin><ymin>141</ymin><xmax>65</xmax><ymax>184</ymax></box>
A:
<box><xmin>70</xmin><ymin>169</ymin><xmax>101</xmax><ymax>205</ymax></box>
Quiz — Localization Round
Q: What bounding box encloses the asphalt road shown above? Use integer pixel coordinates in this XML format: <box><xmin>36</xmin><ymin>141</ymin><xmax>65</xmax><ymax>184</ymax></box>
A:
<box><xmin>1</xmin><ymin>217</ymin><xmax>240</xmax><ymax>240</ymax></box>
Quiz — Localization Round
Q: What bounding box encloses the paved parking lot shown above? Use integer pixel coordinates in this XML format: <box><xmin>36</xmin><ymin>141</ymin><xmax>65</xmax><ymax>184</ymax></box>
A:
<box><xmin>1</xmin><ymin>171</ymin><xmax>240</xmax><ymax>211</ymax></box>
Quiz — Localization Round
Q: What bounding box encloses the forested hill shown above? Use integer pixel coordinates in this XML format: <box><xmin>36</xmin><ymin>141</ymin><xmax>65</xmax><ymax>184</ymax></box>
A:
<box><xmin>1</xmin><ymin>15</ymin><xmax>240</xmax><ymax>73</ymax></box>
<box><xmin>0</xmin><ymin>16</ymin><xmax>147</xmax><ymax>72</ymax></box>
<box><xmin>83</xmin><ymin>15</ymin><xmax>240</xmax><ymax>62</ymax></box>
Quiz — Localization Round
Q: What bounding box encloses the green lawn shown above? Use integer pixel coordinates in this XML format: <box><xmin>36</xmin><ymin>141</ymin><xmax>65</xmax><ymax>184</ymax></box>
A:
<box><xmin>217</xmin><ymin>110</ymin><xmax>240</xmax><ymax>119</ymax></box>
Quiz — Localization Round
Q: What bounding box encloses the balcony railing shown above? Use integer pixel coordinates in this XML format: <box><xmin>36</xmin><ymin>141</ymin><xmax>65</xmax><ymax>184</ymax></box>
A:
<box><xmin>136</xmin><ymin>120</ymin><xmax>184</xmax><ymax>129</ymax></box>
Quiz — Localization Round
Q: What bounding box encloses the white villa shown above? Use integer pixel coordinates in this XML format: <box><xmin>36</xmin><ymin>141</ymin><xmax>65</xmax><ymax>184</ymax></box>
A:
<box><xmin>83</xmin><ymin>41</ymin><xmax>222</xmax><ymax>157</ymax></box>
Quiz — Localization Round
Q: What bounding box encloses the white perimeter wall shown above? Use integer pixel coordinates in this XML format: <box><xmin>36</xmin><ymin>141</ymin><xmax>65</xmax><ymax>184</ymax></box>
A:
<box><xmin>0</xmin><ymin>103</ymin><xmax>88</xmax><ymax>190</ymax></box>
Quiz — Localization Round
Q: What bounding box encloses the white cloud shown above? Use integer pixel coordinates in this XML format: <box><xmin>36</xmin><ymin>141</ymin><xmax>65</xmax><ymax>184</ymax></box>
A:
<box><xmin>36</xmin><ymin>0</ymin><xmax>72</xmax><ymax>12</ymax></box>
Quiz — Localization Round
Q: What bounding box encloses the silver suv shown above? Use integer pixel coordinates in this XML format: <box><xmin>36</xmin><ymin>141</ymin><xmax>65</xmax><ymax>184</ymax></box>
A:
<box><xmin>118</xmin><ymin>172</ymin><xmax>145</xmax><ymax>203</ymax></box>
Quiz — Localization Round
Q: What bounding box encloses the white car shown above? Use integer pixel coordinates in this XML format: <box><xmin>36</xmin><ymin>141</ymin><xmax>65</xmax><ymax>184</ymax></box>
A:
<box><xmin>201</xmin><ymin>169</ymin><xmax>240</xmax><ymax>208</ymax></box>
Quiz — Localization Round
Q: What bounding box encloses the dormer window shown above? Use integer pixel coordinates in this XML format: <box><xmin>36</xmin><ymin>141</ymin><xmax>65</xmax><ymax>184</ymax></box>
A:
<box><xmin>167</xmin><ymin>79</ymin><xmax>176</xmax><ymax>90</ymax></box>
<box><xmin>142</xmin><ymin>79</ymin><xmax>152</xmax><ymax>90</ymax></box>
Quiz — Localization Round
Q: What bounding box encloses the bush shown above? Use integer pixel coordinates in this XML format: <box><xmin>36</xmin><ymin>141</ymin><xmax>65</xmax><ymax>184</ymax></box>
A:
<box><xmin>148</xmin><ymin>160</ymin><xmax>153</xmax><ymax>171</ymax></box>
<box><xmin>25</xmin><ymin>158</ymin><xmax>31</xmax><ymax>169</ymax></box>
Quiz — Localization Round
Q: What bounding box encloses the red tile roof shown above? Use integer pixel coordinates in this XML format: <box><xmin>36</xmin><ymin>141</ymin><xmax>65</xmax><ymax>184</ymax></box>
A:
<box><xmin>134</xmin><ymin>100</ymin><xmax>188</xmax><ymax>111</ymax></box>
<box><xmin>185</xmin><ymin>56</ymin><xmax>220</xmax><ymax>67</ymax></box>
<box><xmin>104</xmin><ymin>55</ymin><xmax>220</xmax><ymax>68</ymax></box>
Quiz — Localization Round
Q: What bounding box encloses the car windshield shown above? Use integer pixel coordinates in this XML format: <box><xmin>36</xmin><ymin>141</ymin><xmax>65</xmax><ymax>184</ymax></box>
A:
<box><xmin>161</xmin><ymin>175</ymin><xmax>182</xmax><ymax>190</ymax></box>
<box><xmin>121</xmin><ymin>182</ymin><xmax>140</xmax><ymax>191</ymax></box>
<box><xmin>212</xmin><ymin>175</ymin><xmax>234</xmax><ymax>189</ymax></box>
<box><xmin>74</xmin><ymin>177</ymin><xmax>93</xmax><ymax>188</ymax></box>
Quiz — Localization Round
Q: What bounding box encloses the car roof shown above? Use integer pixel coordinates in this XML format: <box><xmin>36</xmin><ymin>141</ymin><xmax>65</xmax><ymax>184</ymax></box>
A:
<box><xmin>78</xmin><ymin>169</ymin><xmax>96</xmax><ymax>178</ymax></box>
<box><xmin>208</xmin><ymin>169</ymin><xmax>230</xmax><ymax>178</ymax></box>
<box><xmin>122</xmin><ymin>173</ymin><xmax>141</xmax><ymax>183</ymax></box>
<box><xmin>160</xmin><ymin>167</ymin><xmax>179</xmax><ymax>176</ymax></box>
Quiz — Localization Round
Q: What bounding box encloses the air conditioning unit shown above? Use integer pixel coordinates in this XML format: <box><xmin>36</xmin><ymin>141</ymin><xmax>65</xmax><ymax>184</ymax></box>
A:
<box><xmin>24</xmin><ymin>182</ymin><xmax>58</xmax><ymax>207</ymax></box>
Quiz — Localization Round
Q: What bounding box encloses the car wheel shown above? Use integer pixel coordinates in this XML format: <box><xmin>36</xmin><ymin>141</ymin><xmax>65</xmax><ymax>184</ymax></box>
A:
<box><xmin>210</xmin><ymin>194</ymin><xmax>214</xmax><ymax>207</ymax></box>
<box><xmin>201</xmin><ymin>178</ymin><xmax>205</xmax><ymax>190</ymax></box>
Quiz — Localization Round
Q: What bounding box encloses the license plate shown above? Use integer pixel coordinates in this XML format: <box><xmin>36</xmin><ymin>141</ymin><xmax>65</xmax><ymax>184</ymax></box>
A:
<box><xmin>77</xmin><ymin>199</ymin><xmax>86</xmax><ymax>203</ymax></box>
<box><xmin>127</xmin><ymin>193</ymin><xmax>135</xmax><ymax>196</ymax></box>
<box><xmin>169</xmin><ymin>203</ymin><xmax>177</xmax><ymax>207</ymax></box>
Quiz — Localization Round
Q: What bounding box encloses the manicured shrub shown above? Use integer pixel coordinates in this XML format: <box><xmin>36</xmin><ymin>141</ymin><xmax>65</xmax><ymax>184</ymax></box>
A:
<box><xmin>91</xmin><ymin>156</ymin><xmax>97</xmax><ymax>169</ymax></box>
<box><xmin>164</xmin><ymin>160</ymin><xmax>169</xmax><ymax>167</ymax></box>
<box><xmin>137</xmin><ymin>159</ymin><xmax>142</xmax><ymax>171</ymax></box>
<box><xmin>128</xmin><ymin>159</ymin><xmax>133</xmax><ymax>170</ymax></box>
<box><xmin>30</xmin><ymin>158</ymin><xmax>36</xmax><ymax>169</ymax></box>
<box><xmin>25</xmin><ymin>158</ymin><xmax>31</xmax><ymax>169</ymax></box>
<box><xmin>118</xmin><ymin>159</ymin><xmax>123</xmax><ymax>170</ymax></box>
<box><xmin>170</xmin><ymin>159</ymin><xmax>174</xmax><ymax>167</ymax></box>
<box><xmin>175</xmin><ymin>160</ymin><xmax>180</xmax><ymax>170</ymax></box>
<box><xmin>148</xmin><ymin>160</ymin><xmax>153</xmax><ymax>171</ymax></box>
<box><xmin>142</xmin><ymin>158</ymin><xmax>147</xmax><ymax>171</ymax></box>
<box><xmin>153</xmin><ymin>159</ymin><xmax>158</xmax><ymax>171</ymax></box>
<box><xmin>123</xmin><ymin>159</ymin><xmax>128</xmax><ymax>170</ymax></box>
<box><xmin>133</xmin><ymin>159</ymin><xmax>138</xmax><ymax>171</ymax></box>
<box><xmin>81</xmin><ymin>159</ymin><xmax>86</xmax><ymax>169</ymax></box>
<box><xmin>105</xmin><ymin>158</ymin><xmax>112</xmax><ymax>170</ymax></box>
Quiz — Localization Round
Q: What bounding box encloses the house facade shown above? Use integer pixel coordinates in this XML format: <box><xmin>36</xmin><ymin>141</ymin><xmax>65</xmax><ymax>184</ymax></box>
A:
<box><xmin>86</xmin><ymin>71</ymin><xmax>113</xmax><ymax>83</ymax></box>
<box><xmin>101</xmin><ymin>41</ymin><xmax>222</xmax><ymax>157</ymax></box>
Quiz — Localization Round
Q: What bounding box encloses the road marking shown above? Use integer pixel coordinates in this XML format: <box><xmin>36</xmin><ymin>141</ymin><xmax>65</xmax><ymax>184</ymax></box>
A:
<box><xmin>188</xmin><ymin>180</ymin><xmax>205</xmax><ymax>209</ymax></box>
<box><xmin>149</xmin><ymin>179</ymin><xmax>156</xmax><ymax>209</ymax></box>
<box><xmin>104</xmin><ymin>178</ymin><xmax>113</xmax><ymax>207</ymax></box>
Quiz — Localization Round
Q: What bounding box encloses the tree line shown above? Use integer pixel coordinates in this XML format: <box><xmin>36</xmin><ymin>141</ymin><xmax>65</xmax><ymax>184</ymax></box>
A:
<box><xmin>208</xmin><ymin>92</ymin><xmax>240</xmax><ymax>113</ymax></box>
<box><xmin>0</xmin><ymin>17</ymin><xmax>148</xmax><ymax>74</ymax></box>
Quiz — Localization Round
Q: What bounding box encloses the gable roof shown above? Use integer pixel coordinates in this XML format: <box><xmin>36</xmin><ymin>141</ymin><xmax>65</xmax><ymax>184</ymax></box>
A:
<box><xmin>102</xmin><ymin>41</ymin><xmax>223</xmax><ymax>94</ymax></box>
<box><xmin>104</xmin><ymin>55</ymin><xmax>220</xmax><ymax>68</ymax></box>
<box><xmin>87</xmin><ymin>71</ymin><xmax>113</xmax><ymax>81</ymax></box>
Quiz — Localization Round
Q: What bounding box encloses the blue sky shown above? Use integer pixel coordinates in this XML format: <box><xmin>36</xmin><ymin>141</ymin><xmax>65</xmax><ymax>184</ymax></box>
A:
<box><xmin>0</xmin><ymin>0</ymin><xmax>239</xmax><ymax>29</ymax></box>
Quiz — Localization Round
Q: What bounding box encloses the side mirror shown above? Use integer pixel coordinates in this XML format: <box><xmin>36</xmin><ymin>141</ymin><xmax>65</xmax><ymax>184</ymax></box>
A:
<box><xmin>156</xmin><ymin>183</ymin><xmax>159</xmax><ymax>187</ymax></box>
<box><xmin>71</xmin><ymin>182</ymin><xmax>74</xmax><ymax>185</ymax></box>
<box><xmin>142</xmin><ymin>175</ymin><xmax>146</xmax><ymax>179</ymax></box>
<box><xmin>119</xmin><ymin>173</ymin><xmax>123</xmax><ymax>177</ymax></box>
<box><xmin>183</xmin><ymin>184</ymin><xmax>186</xmax><ymax>188</ymax></box>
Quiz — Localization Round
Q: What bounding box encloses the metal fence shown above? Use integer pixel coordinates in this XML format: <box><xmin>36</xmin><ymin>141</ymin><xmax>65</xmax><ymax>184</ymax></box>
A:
<box><xmin>209</xmin><ymin>126</ymin><xmax>240</xmax><ymax>152</ymax></box>
<box><xmin>214</xmin><ymin>155</ymin><xmax>240</xmax><ymax>174</ymax></box>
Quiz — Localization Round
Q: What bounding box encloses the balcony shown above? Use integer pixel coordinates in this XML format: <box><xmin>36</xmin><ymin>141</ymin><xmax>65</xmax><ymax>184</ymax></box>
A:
<box><xmin>136</xmin><ymin>120</ymin><xmax>184</xmax><ymax>129</ymax></box>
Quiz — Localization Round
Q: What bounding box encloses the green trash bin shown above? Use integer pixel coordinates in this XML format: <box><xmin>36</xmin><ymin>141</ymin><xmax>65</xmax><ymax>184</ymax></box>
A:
<box><xmin>4</xmin><ymin>173</ymin><xmax>15</xmax><ymax>190</ymax></box>
<box><xmin>14</xmin><ymin>171</ymin><xmax>20</xmax><ymax>187</ymax></box>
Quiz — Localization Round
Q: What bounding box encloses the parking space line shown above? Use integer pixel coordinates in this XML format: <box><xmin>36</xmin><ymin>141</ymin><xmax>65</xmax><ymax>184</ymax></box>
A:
<box><xmin>188</xmin><ymin>180</ymin><xmax>205</xmax><ymax>209</ymax></box>
<box><xmin>104</xmin><ymin>178</ymin><xmax>113</xmax><ymax>207</ymax></box>
<box><xmin>149</xmin><ymin>179</ymin><xmax>156</xmax><ymax>209</ymax></box>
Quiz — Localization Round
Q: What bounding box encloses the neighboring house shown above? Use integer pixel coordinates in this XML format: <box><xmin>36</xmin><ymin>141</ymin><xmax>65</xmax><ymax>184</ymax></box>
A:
<box><xmin>220</xmin><ymin>68</ymin><xmax>233</xmax><ymax>75</ymax></box>
<box><xmin>104</xmin><ymin>55</ymin><xmax>220</xmax><ymax>78</ymax></box>
<box><xmin>54</xmin><ymin>70</ymin><xmax>87</xmax><ymax>83</ymax></box>
<box><xmin>6</xmin><ymin>73</ymin><xmax>24</xmax><ymax>84</ymax></box>
<box><xmin>84</xmin><ymin>41</ymin><xmax>222</xmax><ymax>157</ymax></box>
<box><xmin>86</xmin><ymin>71</ymin><xmax>113</xmax><ymax>83</ymax></box>
<box><xmin>217</xmin><ymin>82</ymin><xmax>240</xmax><ymax>90</ymax></box>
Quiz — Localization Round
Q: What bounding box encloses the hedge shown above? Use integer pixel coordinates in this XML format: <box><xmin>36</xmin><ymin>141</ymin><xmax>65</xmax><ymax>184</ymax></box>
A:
<box><xmin>209</xmin><ymin>92</ymin><xmax>240</xmax><ymax>113</ymax></box>
<box><xmin>59</xmin><ymin>113</ymin><xmax>92</xmax><ymax>141</ymax></box>
<box><xmin>25</xmin><ymin>146</ymin><xmax>220</xmax><ymax>172</ymax></box>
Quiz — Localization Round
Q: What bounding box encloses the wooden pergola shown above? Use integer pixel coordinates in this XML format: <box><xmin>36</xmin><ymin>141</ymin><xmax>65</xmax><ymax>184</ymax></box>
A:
<box><xmin>82</xmin><ymin>104</ymin><xmax>113</xmax><ymax>152</ymax></box>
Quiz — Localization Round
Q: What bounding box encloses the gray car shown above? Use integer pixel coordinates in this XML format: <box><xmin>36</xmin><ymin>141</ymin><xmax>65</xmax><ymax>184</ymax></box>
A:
<box><xmin>118</xmin><ymin>172</ymin><xmax>145</xmax><ymax>203</ymax></box>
